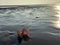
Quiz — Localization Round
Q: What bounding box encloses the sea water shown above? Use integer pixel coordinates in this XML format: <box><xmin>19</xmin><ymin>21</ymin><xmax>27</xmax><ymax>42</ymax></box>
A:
<box><xmin>0</xmin><ymin>5</ymin><xmax>60</xmax><ymax>45</ymax></box>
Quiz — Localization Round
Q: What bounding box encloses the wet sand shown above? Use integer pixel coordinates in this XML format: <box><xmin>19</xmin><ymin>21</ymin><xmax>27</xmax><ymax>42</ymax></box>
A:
<box><xmin>0</xmin><ymin>31</ymin><xmax>60</xmax><ymax>45</ymax></box>
<box><xmin>21</xmin><ymin>38</ymin><xmax>60</xmax><ymax>45</ymax></box>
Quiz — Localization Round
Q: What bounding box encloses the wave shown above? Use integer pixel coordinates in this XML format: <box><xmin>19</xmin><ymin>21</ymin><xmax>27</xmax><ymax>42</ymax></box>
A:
<box><xmin>0</xmin><ymin>6</ymin><xmax>54</xmax><ymax>26</ymax></box>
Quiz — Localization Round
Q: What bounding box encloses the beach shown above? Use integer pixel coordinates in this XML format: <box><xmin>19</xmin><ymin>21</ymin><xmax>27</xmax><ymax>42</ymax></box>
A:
<box><xmin>0</xmin><ymin>5</ymin><xmax>60</xmax><ymax>45</ymax></box>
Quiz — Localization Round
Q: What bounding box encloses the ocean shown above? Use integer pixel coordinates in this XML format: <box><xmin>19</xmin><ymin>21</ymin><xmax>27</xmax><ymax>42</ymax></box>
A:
<box><xmin>0</xmin><ymin>5</ymin><xmax>60</xmax><ymax>45</ymax></box>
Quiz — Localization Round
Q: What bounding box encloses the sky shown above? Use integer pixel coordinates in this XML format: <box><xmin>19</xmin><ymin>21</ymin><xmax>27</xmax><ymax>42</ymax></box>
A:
<box><xmin>0</xmin><ymin>0</ymin><xmax>60</xmax><ymax>5</ymax></box>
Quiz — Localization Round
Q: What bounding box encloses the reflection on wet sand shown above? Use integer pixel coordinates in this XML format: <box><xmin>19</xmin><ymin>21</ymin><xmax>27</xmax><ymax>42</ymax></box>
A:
<box><xmin>51</xmin><ymin>5</ymin><xmax>60</xmax><ymax>29</ymax></box>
